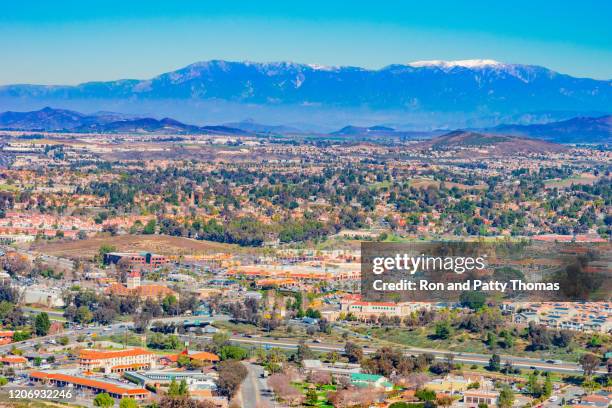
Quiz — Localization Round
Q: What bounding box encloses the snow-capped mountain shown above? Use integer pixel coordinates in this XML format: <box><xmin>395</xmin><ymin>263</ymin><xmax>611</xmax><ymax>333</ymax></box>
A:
<box><xmin>0</xmin><ymin>60</ymin><xmax>609</xmax><ymax>128</ymax></box>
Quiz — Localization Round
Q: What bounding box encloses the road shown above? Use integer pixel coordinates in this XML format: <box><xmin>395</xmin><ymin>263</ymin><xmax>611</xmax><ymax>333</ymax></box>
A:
<box><xmin>188</xmin><ymin>334</ymin><xmax>606</xmax><ymax>376</ymax></box>
<box><xmin>238</xmin><ymin>362</ymin><xmax>277</xmax><ymax>408</ymax></box>
<box><xmin>3</xmin><ymin>314</ymin><xmax>605</xmax><ymax>376</ymax></box>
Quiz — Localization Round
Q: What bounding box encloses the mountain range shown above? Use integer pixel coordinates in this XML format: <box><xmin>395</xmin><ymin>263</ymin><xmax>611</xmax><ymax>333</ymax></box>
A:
<box><xmin>0</xmin><ymin>107</ymin><xmax>247</xmax><ymax>135</ymax></box>
<box><xmin>0</xmin><ymin>59</ymin><xmax>610</xmax><ymax>129</ymax></box>
<box><xmin>486</xmin><ymin>115</ymin><xmax>611</xmax><ymax>143</ymax></box>
<box><xmin>0</xmin><ymin>107</ymin><xmax>609</xmax><ymax>143</ymax></box>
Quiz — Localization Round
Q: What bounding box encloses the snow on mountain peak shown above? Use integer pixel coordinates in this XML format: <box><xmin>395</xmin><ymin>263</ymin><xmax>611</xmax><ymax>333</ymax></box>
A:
<box><xmin>408</xmin><ymin>59</ymin><xmax>504</xmax><ymax>69</ymax></box>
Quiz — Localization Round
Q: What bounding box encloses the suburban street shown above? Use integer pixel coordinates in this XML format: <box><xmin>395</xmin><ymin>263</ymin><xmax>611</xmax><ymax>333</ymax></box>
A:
<box><xmin>238</xmin><ymin>362</ymin><xmax>277</xmax><ymax>408</ymax></box>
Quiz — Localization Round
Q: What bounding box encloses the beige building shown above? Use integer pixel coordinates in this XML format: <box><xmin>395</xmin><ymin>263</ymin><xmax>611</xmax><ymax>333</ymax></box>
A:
<box><xmin>79</xmin><ymin>348</ymin><xmax>156</xmax><ymax>374</ymax></box>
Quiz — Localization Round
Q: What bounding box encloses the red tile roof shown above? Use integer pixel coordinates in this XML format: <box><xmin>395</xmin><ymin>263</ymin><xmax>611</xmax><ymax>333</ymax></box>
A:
<box><xmin>29</xmin><ymin>371</ymin><xmax>150</xmax><ymax>396</ymax></box>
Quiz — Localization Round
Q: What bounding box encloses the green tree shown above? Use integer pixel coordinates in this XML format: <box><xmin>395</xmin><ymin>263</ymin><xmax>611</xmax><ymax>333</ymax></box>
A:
<box><xmin>177</xmin><ymin>354</ymin><xmax>191</xmax><ymax>367</ymax></box>
<box><xmin>219</xmin><ymin>345</ymin><xmax>248</xmax><ymax>361</ymax></box>
<box><xmin>178</xmin><ymin>379</ymin><xmax>189</xmax><ymax>396</ymax></box>
<box><xmin>435</xmin><ymin>320</ymin><xmax>453</xmax><ymax>339</ymax></box>
<box><xmin>97</xmin><ymin>244</ymin><xmax>116</xmax><ymax>263</ymax></box>
<box><xmin>527</xmin><ymin>372</ymin><xmax>541</xmax><ymax>397</ymax></box>
<box><xmin>167</xmin><ymin>379</ymin><xmax>181</xmax><ymax>396</ymax></box>
<box><xmin>579</xmin><ymin>353</ymin><xmax>600</xmax><ymax>379</ymax></box>
<box><xmin>119</xmin><ymin>397</ymin><xmax>138</xmax><ymax>408</ymax></box>
<box><xmin>143</xmin><ymin>219</ymin><xmax>156</xmax><ymax>234</ymax></box>
<box><xmin>498</xmin><ymin>385</ymin><xmax>515</xmax><ymax>408</ymax></box>
<box><xmin>76</xmin><ymin>306</ymin><xmax>93</xmax><ymax>324</ymax></box>
<box><xmin>93</xmin><ymin>393</ymin><xmax>114</xmax><ymax>408</ymax></box>
<box><xmin>212</xmin><ymin>331</ymin><xmax>230</xmax><ymax>350</ymax></box>
<box><xmin>306</xmin><ymin>388</ymin><xmax>318</xmax><ymax>405</ymax></box>
<box><xmin>415</xmin><ymin>388</ymin><xmax>436</xmax><ymax>401</ymax></box>
<box><xmin>34</xmin><ymin>312</ymin><xmax>51</xmax><ymax>336</ymax></box>
<box><xmin>488</xmin><ymin>354</ymin><xmax>501</xmax><ymax>372</ymax></box>
<box><xmin>460</xmin><ymin>291</ymin><xmax>487</xmax><ymax>310</ymax></box>
<box><xmin>297</xmin><ymin>341</ymin><xmax>315</xmax><ymax>362</ymax></box>
<box><xmin>543</xmin><ymin>374</ymin><xmax>553</xmax><ymax>398</ymax></box>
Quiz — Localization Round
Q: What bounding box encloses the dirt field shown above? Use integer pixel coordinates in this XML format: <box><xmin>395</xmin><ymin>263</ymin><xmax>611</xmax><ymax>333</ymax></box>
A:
<box><xmin>410</xmin><ymin>178</ymin><xmax>487</xmax><ymax>190</ymax></box>
<box><xmin>29</xmin><ymin>234</ymin><xmax>247</xmax><ymax>260</ymax></box>
<box><xmin>544</xmin><ymin>173</ymin><xmax>599</xmax><ymax>188</ymax></box>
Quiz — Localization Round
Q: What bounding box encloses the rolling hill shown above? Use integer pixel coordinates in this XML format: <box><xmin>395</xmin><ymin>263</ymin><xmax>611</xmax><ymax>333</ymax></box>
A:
<box><xmin>417</xmin><ymin>130</ymin><xmax>567</xmax><ymax>155</ymax></box>
<box><xmin>0</xmin><ymin>107</ymin><xmax>246</xmax><ymax>135</ymax></box>
<box><xmin>487</xmin><ymin>115</ymin><xmax>611</xmax><ymax>143</ymax></box>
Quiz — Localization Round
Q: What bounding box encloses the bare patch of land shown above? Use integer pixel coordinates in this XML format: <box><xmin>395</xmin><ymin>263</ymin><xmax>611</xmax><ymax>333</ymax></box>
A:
<box><xmin>29</xmin><ymin>234</ymin><xmax>247</xmax><ymax>260</ymax></box>
<box><xmin>410</xmin><ymin>178</ymin><xmax>487</xmax><ymax>190</ymax></box>
<box><xmin>544</xmin><ymin>173</ymin><xmax>599</xmax><ymax>188</ymax></box>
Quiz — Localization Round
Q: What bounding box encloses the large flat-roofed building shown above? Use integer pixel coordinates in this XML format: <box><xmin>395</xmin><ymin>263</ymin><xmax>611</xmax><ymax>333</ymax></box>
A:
<box><xmin>302</xmin><ymin>359</ymin><xmax>361</xmax><ymax>379</ymax></box>
<box><xmin>78</xmin><ymin>348</ymin><xmax>156</xmax><ymax>374</ymax></box>
<box><xmin>124</xmin><ymin>370</ymin><xmax>216</xmax><ymax>389</ymax></box>
<box><xmin>340</xmin><ymin>297</ymin><xmax>431</xmax><ymax>319</ymax></box>
<box><xmin>29</xmin><ymin>371</ymin><xmax>150</xmax><ymax>400</ymax></box>
<box><xmin>103</xmin><ymin>252</ymin><xmax>168</xmax><ymax>272</ymax></box>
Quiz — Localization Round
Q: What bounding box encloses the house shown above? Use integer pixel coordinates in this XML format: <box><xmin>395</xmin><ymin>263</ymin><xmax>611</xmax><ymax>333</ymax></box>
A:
<box><xmin>426</xmin><ymin>374</ymin><xmax>491</xmax><ymax>393</ymax></box>
<box><xmin>463</xmin><ymin>390</ymin><xmax>499</xmax><ymax>407</ymax></box>
<box><xmin>189</xmin><ymin>351</ymin><xmax>221</xmax><ymax>364</ymax></box>
<box><xmin>350</xmin><ymin>373</ymin><xmax>393</xmax><ymax>390</ymax></box>
<box><xmin>159</xmin><ymin>349</ymin><xmax>220</xmax><ymax>366</ymax></box>
<box><xmin>0</xmin><ymin>355</ymin><xmax>27</xmax><ymax>369</ymax></box>
<box><xmin>0</xmin><ymin>331</ymin><xmax>14</xmax><ymax>345</ymax></box>
<box><xmin>106</xmin><ymin>272</ymin><xmax>177</xmax><ymax>300</ymax></box>
<box><xmin>579</xmin><ymin>393</ymin><xmax>612</xmax><ymax>407</ymax></box>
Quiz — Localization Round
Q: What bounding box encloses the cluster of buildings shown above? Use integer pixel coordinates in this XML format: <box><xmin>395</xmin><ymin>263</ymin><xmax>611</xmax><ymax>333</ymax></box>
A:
<box><xmin>18</xmin><ymin>346</ymin><xmax>225</xmax><ymax>405</ymax></box>
<box><xmin>514</xmin><ymin>302</ymin><xmax>612</xmax><ymax>333</ymax></box>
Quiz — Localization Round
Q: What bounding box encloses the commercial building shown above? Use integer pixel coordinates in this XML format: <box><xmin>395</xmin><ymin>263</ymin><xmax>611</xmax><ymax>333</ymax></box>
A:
<box><xmin>29</xmin><ymin>371</ymin><xmax>150</xmax><ymax>400</ymax></box>
<box><xmin>78</xmin><ymin>348</ymin><xmax>156</xmax><ymax>374</ymax></box>
<box><xmin>103</xmin><ymin>252</ymin><xmax>168</xmax><ymax>272</ymax></box>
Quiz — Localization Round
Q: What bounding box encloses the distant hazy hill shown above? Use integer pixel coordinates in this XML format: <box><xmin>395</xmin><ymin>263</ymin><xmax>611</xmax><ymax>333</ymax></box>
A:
<box><xmin>1</xmin><ymin>59</ymin><xmax>609</xmax><ymax>128</ymax></box>
<box><xmin>222</xmin><ymin>119</ymin><xmax>303</xmax><ymax>134</ymax></box>
<box><xmin>330</xmin><ymin>125</ymin><xmax>442</xmax><ymax>140</ymax></box>
<box><xmin>418</xmin><ymin>130</ymin><xmax>567</xmax><ymax>155</ymax></box>
<box><xmin>487</xmin><ymin>115</ymin><xmax>611</xmax><ymax>143</ymax></box>
<box><xmin>0</xmin><ymin>107</ymin><xmax>246</xmax><ymax>135</ymax></box>
<box><xmin>74</xmin><ymin>117</ymin><xmax>202</xmax><ymax>133</ymax></box>
<box><xmin>0</xmin><ymin>106</ymin><xmax>98</xmax><ymax>130</ymax></box>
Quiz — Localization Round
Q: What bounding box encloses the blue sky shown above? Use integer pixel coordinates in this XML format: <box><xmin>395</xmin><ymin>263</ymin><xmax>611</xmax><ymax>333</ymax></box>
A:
<box><xmin>1</xmin><ymin>0</ymin><xmax>611</xmax><ymax>84</ymax></box>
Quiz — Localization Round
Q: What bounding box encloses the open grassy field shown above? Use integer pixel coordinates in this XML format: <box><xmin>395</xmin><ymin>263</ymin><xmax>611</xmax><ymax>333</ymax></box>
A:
<box><xmin>409</xmin><ymin>178</ymin><xmax>487</xmax><ymax>190</ymax></box>
<box><xmin>362</xmin><ymin>326</ymin><xmax>598</xmax><ymax>362</ymax></box>
<box><xmin>544</xmin><ymin>173</ymin><xmax>599</xmax><ymax>188</ymax></box>
<box><xmin>29</xmin><ymin>234</ymin><xmax>249</xmax><ymax>260</ymax></box>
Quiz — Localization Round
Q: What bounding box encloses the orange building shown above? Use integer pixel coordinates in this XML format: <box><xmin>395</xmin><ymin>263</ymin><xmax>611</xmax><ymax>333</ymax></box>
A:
<box><xmin>0</xmin><ymin>355</ymin><xmax>27</xmax><ymax>368</ymax></box>
<box><xmin>29</xmin><ymin>371</ymin><xmax>151</xmax><ymax>400</ymax></box>
<box><xmin>79</xmin><ymin>348</ymin><xmax>156</xmax><ymax>374</ymax></box>
<box><xmin>0</xmin><ymin>331</ymin><xmax>14</xmax><ymax>345</ymax></box>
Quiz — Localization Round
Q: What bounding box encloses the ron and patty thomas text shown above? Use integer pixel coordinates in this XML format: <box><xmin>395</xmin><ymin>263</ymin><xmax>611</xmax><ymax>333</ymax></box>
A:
<box><xmin>369</xmin><ymin>254</ymin><xmax>560</xmax><ymax>292</ymax></box>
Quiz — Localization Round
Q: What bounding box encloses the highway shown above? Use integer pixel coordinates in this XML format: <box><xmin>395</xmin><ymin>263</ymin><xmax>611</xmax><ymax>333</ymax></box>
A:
<box><xmin>188</xmin><ymin>333</ymin><xmax>606</xmax><ymax>376</ymax></box>
<box><xmin>2</xmin><ymin>314</ymin><xmax>606</xmax><ymax>376</ymax></box>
